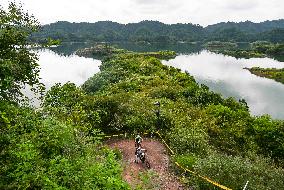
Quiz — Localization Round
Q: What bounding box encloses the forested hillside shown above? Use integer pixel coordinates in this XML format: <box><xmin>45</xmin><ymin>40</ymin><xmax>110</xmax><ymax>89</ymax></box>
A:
<box><xmin>30</xmin><ymin>19</ymin><xmax>284</xmax><ymax>43</ymax></box>
<box><xmin>206</xmin><ymin>20</ymin><xmax>284</xmax><ymax>33</ymax></box>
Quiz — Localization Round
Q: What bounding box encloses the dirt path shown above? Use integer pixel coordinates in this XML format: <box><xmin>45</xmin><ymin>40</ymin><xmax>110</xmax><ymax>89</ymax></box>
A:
<box><xmin>108</xmin><ymin>138</ymin><xmax>184</xmax><ymax>190</ymax></box>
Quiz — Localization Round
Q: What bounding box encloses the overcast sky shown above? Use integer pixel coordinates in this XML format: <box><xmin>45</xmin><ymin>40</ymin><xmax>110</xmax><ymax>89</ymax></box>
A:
<box><xmin>1</xmin><ymin>0</ymin><xmax>284</xmax><ymax>26</ymax></box>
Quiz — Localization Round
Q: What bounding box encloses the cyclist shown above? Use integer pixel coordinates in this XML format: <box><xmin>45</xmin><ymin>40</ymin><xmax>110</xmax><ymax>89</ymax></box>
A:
<box><xmin>135</xmin><ymin>134</ymin><xmax>143</xmax><ymax>148</ymax></box>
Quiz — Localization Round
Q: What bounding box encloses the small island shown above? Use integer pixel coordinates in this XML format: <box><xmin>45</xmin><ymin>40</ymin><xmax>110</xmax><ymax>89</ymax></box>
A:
<box><xmin>213</xmin><ymin>41</ymin><xmax>284</xmax><ymax>60</ymax></box>
<box><xmin>246</xmin><ymin>67</ymin><xmax>284</xmax><ymax>84</ymax></box>
<box><xmin>75</xmin><ymin>44</ymin><xmax>177</xmax><ymax>60</ymax></box>
<box><xmin>204</xmin><ymin>41</ymin><xmax>238</xmax><ymax>49</ymax></box>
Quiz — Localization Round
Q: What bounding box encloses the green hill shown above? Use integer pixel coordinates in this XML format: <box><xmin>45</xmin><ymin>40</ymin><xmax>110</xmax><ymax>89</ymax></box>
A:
<box><xmin>30</xmin><ymin>19</ymin><xmax>284</xmax><ymax>43</ymax></box>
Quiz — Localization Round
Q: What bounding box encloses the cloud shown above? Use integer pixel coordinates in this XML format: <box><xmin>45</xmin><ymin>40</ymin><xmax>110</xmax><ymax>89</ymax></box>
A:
<box><xmin>223</xmin><ymin>0</ymin><xmax>259</xmax><ymax>10</ymax></box>
<box><xmin>1</xmin><ymin>0</ymin><xmax>284</xmax><ymax>26</ymax></box>
<box><xmin>135</xmin><ymin>0</ymin><xmax>164</xmax><ymax>4</ymax></box>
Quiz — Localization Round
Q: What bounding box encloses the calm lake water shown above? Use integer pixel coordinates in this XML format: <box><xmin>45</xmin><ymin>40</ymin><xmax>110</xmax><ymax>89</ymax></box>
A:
<box><xmin>24</xmin><ymin>49</ymin><xmax>101</xmax><ymax>104</ymax></box>
<box><xmin>33</xmin><ymin>43</ymin><xmax>284</xmax><ymax>119</ymax></box>
<box><xmin>36</xmin><ymin>49</ymin><xmax>101</xmax><ymax>89</ymax></box>
<box><xmin>163</xmin><ymin>50</ymin><xmax>284</xmax><ymax>119</ymax></box>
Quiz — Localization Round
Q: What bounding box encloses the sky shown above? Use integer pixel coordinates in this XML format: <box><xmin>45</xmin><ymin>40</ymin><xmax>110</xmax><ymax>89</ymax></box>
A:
<box><xmin>1</xmin><ymin>0</ymin><xmax>284</xmax><ymax>26</ymax></box>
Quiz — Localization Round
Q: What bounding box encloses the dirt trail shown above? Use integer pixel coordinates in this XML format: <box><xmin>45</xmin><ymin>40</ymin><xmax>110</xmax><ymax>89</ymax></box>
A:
<box><xmin>108</xmin><ymin>138</ymin><xmax>184</xmax><ymax>190</ymax></box>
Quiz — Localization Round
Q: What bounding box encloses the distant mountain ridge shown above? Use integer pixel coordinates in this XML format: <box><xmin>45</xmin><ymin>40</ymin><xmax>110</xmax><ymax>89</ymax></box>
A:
<box><xmin>30</xmin><ymin>19</ymin><xmax>284</xmax><ymax>43</ymax></box>
<box><xmin>206</xmin><ymin>19</ymin><xmax>284</xmax><ymax>33</ymax></box>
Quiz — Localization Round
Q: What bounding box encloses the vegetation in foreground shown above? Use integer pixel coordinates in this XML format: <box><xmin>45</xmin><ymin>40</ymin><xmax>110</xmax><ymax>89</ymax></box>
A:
<box><xmin>1</xmin><ymin>3</ymin><xmax>129</xmax><ymax>189</ymax></box>
<box><xmin>1</xmin><ymin>101</ymin><xmax>130</xmax><ymax>189</ymax></box>
<box><xmin>246</xmin><ymin>67</ymin><xmax>284</xmax><ymax>84</ymax></box>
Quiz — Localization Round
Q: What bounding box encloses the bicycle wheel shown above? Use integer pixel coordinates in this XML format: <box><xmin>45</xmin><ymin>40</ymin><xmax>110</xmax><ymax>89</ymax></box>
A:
<box><xmin>145</xmin><ymin>161</ymin><xmax>151</xmax><ymax>169</ymax></box>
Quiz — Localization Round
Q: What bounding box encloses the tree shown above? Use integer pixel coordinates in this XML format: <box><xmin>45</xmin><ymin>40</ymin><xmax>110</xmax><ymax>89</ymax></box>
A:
<box><xmin>0</xmin><ymin>2</ymin><xmax>43</xmax><ymax>102</ymax></box>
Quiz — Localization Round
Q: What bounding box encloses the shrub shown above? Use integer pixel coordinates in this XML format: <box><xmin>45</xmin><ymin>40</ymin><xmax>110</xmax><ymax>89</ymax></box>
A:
<box><xmin>192</xmin><ymin>152</ymin><xmax>284</xmax><ymax>190</ymax></box>
<box><xmin>0</xmin><ymin>102</ymin><xmax>129</xmax><ymax>189</ymax></box>
<box><xmin>167</xmin><ymin>124</ymin><xmax>211</xmax><ymax>156</ymax></box>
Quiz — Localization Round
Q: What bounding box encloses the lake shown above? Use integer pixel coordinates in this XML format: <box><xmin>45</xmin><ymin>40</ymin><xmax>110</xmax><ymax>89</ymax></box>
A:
<box><xmin>23</xmin><ymin>48</ymin><xmax>101</xmax><ymax>105</ymax></box>
<box><xmin>163</xmin><ymin>50</ymin><xmax>284</xmax><ymax>119</ymax></box>
<box><xmin>35</xmin><ymin>43</ymin><xmax>284</xmax><ymax>119</ymax></box>
<box><xmin>36</xmin><ymin>49</ymin><xmax>101</xmax><ymax>88</ymax></box>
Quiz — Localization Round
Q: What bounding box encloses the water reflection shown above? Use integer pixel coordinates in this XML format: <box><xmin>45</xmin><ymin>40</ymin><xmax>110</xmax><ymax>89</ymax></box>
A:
<box><xmin>37</xmin><ymin>49</ymin><xmax>101</xmax><ymax>89</ymax></box>
<box><xmin>24</xmin><ymin>49</ymin><xmax>101</xmax><ymax>105</ymax></box>
<box><xmin>163</xmin><ymin>50</ymin><xmax>284</xmax><ymax>119</ymax></box>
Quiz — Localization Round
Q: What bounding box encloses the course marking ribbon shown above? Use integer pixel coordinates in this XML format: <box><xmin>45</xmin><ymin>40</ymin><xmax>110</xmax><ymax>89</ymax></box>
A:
<box><xmin>102</xmin><ymin>131</ymin><xmax>233</xmax><ymax>190</ymax></box>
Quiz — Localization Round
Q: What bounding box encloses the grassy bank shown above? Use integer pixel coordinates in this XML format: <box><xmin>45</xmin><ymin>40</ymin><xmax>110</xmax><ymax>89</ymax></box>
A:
<box><xmin>246</xmin><ymin>67</ymin><xmax>284</xmax><ymax>84</ymax></box>
<box><xmin>213</xmin><ymin>42</ymin><xmax>284</xmax><ymax>60</ymax></box>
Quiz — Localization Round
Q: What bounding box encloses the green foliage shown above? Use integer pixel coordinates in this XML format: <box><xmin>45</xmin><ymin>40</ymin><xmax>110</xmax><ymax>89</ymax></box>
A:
<box><xmin>163</xmin><ymin>101</ymin><xmax>212</xmax><ymax>155</ymax></box>
<box><xmin>167</xmin><ymin>125</ymin><xmax>210</xmax><ymax>155</ymax></box>
<box><xmin>205</xmin><ymin>20</ymin><xmax>284</xmax><ymax>43</ymax></box>
<box><xmin>134</xmin><ymin>170</ymin><xmax>160</xmax><ymax>190</ymax></box>
<box><xmin>76</xmin><ymin>44</ymin><xmax>176</xmax><ymax>61</ymax></box>
<box><xmin>204</xmin><ymin>41</ymin><xmax>238</xmax><ymax>49</ymax></box>
<box><xmin>45</xmin><ymin>37</ymin><xmax>61</xmax><ymax>47</ymax></box>
<box><xmin>251</xmin><ymin>116</ymin><xmax>284</xmax><ymax>162</ymax></box>
<box><xmin>138</xmin><ymin>50</ymin><xmax>176</xmax><ymax>60</ymax></box>
<box><xmin>174</xmin><ymin>154</ymin><xmax>198</xmax><ymax>170</ymax></box>
<box><xmin>0</xmin><ymin>2</ymin><xmax>43</xmax><ymax>101</ymax></box>
<box><xmin>251</xmin><ymin>42</ymin><xmax>284</xmax><ymax>56</ymax></box>
<box><xmin>31</xmin><ymin>20</ymin><xmax>205</xmax><ymax>43</ymax></box>
<box><xmin>79</xmin><ymin>49</ymin><xmax>284</xmax><ymax>189</ymax></box>
<box><xmin>0</xmin><ymin>101</ymin><xmax>130</xmax><ymax>189</ymax></box>
<box><xmin>183</xmin><ymin>84</ymin><xmax>225</xmax><ymax>107</ymax></box>
<box><xmin>31</xmin><ymin>19</ymin><xmax>284</xmax><ymax>43</ymax></box>
<box><xmin>76</xmin><ymin>44</ymin><xmax>129</xmax><ymax>58</ymax></box>
<box><xmin>82</xmin><ymin>50</ymin><xmax>284</xmax><ymax>160</ymax></box>
<box><xmin>43</xmin><ymin>82</ymin><xmax>85</xmax><ymax>109</ymax></box>
<box><xmin>205</xmin><ymin>104</ymin><xmax>253</xmax><ymax>155</ymax></box>
<box><xmin>266</xmin><ymin>44</ymin><xmax>284</xmax><ymax>55</ymax></box>
<box><xmin>42</xmin><ymin>82</ymin><xmax>105</xmax><ymax>136</ymax></box>
<box><xmin>191</xmin><ymin>152</ymin><xmax>284</xmax><ymax>190</ymax></box>
<box><xmin>214</xmin><ymin>42</ymin><xmax>284</xmax><ymax>59</ymax></box>
<box><xmin>259</xmin><ymin>29</ymin><xmax>284</xmax><ymax>43</ymax></box>
<box><xmin>247</xmin><ymin>67</ymin><xmax>284</xmax><ymax>85</ymax></box>
<box><xmin>251</xmin><ymin>41</ymin><xmax>273</xmax><ymax>52</ymax></box>
<box><xmin>217</xmin><ymin>49</ymin><xmax>265</xmax><ymax>59</ymax></box>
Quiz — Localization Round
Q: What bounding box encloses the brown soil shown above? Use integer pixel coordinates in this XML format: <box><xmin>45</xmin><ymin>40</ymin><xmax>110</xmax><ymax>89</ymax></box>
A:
<box><xmin>107</xmin><ymin>138</ymin><xmax>185</xmax><ymax>190</ymax></box>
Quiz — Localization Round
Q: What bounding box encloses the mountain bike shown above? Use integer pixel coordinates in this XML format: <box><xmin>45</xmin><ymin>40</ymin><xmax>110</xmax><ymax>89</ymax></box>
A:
<box><xmin>135</xmin><ymin>148</ymin><xmax>151</xmax><ymax>169</ymax></box>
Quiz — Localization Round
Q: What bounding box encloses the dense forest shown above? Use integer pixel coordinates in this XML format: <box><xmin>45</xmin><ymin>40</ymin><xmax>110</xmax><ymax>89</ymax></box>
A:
<box><xmin>30</xmin><ymin>20</ymin><xmax>284</xmax><ymax>43</ymax></box>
